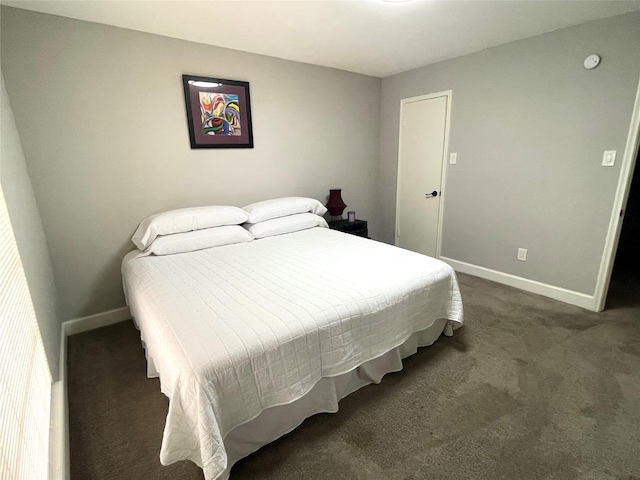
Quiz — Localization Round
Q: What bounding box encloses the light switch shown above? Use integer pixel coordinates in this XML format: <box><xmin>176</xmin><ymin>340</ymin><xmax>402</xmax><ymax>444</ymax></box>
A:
<box><xmin>449</xmin><ymin>153</ymin><xmax>457</xmax><ymax>165</ymax></box>
<box><xmin>602</xmin><ymin>150</ymin><xmax>616</xmax><ymax>167</ymax></box>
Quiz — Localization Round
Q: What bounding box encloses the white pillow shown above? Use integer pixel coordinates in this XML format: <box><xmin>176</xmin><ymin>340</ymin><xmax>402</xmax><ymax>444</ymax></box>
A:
<box><xmin>244</xmin><ymin>213</ymin><xmax>328</xmax><ymax>239</ymax></box>
<box><xmin>243</xmin><ymin>197</ymin><xmax>327</xmax><ymax>223</ymax></box>
<box><xmin>132</xmin><ymin>206</ymin><xmax>249</xmax><ymax>250</ymax></box>
<box><xmin>138</xmin><ymin>226</ymin><xmax>254</xmax><ymax>257</ymax></box>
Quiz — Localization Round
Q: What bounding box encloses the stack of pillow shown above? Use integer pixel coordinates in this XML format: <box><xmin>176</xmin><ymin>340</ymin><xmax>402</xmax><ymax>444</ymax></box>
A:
<box><xmin>242</xmin><ymin>197</ymin><xmax>328</xmax><ymax>239</ymax></box>
<box><xmin>131</xmin><ymin>197</ymin><xmax>328</xmax><ymax>256</ymax></box>
<box><xmin>132</xmin><ymin>205</ymin><xmax>253</xmax><ymax>256</ymax></box>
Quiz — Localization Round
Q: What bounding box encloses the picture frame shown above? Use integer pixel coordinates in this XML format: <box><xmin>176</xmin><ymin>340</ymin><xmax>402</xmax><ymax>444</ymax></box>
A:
<box><xmin>182</xmin><ymin>74</ymin><xmax>254</xmax><ymax>149</ymax></box>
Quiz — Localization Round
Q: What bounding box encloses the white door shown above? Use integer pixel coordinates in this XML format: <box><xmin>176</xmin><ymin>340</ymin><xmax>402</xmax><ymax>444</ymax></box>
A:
<box><xmin>396</xmin><ymin>93</ymin><xmax>449</xmax><ymax>257</ymax></box>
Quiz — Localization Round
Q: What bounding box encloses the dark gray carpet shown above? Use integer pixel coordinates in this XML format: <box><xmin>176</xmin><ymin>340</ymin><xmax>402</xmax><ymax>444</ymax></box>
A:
<box><xmin>68</xmin><ymin>272</ymin><xmax>640</xmax><ymax>480</ymax></box>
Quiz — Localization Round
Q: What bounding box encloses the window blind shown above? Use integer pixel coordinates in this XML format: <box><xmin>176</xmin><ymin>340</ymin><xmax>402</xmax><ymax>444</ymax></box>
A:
<box><xmin>0</xmin><ymin>182</ymin><xmax>52</xmax><ymax>480</ymax></box>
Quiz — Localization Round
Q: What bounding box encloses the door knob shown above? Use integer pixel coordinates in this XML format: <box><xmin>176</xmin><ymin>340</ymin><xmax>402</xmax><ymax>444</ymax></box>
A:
<box><xmin>425</xmin><ymin>191</ymin><xmax>439</xmax><ymax>198</ymax></box>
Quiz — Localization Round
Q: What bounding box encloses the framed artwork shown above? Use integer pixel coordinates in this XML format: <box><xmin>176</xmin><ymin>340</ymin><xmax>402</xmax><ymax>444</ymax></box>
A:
<box><xmin>182</xmin><ymin>74</ymin><xmax>254</xmax><ymax>149</ymax></box>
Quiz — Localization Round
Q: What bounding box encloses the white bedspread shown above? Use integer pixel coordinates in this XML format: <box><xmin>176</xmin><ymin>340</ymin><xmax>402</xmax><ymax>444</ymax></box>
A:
<box><xmin>122</xmin><ymin>227</ymin><xmax>463</xmax><ymax>479</ymax></box>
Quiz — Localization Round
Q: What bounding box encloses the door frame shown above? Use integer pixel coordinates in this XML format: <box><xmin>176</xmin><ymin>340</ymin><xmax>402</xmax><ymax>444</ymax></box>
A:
<box><xmin>593</xmin><ymin>74</ymin><xmax>640</xmax><ymax>311</ymax></box>
<box><xmin>395</xmin><ymin>90</ymin><xmax>452</xmax><ymax>258</ymax></box>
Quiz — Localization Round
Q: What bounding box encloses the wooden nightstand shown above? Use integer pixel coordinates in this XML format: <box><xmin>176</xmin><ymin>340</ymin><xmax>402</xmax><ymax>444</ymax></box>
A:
<box><xmin>328</xmin><ymin>219</ymin><xmax>368</xmax><ymax>238</ymax></box>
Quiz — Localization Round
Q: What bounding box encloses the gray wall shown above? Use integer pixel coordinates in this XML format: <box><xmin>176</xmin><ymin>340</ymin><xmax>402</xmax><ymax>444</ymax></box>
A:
<box><xmin>1</xmin><ymin>7</ymin><xmax>381</xmax><ymax>321</ymax></box>
<box><xmin>379</xmin><ymin>12</ymin><xmax>640</xmax><ymax>295</ymax></box>
<box><xmin>1</xmin><ymin>72</ymin><xmax>60</xmax><ymax>379</ymax></box>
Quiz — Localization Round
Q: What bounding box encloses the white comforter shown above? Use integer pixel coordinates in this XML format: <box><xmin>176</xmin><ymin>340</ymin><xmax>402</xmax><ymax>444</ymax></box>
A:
<box><xmin>122</xmin><ymin>227</ymin><xmax>463</xmax><ymax>479</ymax></box>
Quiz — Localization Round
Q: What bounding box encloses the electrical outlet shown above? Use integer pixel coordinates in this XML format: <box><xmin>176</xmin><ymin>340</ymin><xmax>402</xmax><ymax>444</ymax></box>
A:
<box><xmin>517</xmin><ymin>248</ymin><xmax>527</xmax><ymax>262</ymax></box>
<box><xmin>449</xmin><ymin>153</ymin><xmax>457</xmax><ymax>165</ymax></box>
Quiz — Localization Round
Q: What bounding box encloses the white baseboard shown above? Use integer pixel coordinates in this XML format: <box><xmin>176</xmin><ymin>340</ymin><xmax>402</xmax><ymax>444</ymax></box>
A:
<box><xmin>439</xmin><ymin>256</ymin><xmax>596</xmax><ymax>311</ymax></box>
<box><xmin>49</xmin><ymin>306</ymin><xmax>131</xmax><ymax>479</ymax></box>
<box><xmin>64</xmin><ymin>306</ymin><xmax>131</xmax><ymax>336</ymax></box>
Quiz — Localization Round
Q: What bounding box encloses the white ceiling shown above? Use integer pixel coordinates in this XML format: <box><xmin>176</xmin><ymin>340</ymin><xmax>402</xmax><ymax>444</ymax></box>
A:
<box><xmin>4</xmin><ymin>0</ymin><xmax>640</xmax><ymax>78</ymax></box>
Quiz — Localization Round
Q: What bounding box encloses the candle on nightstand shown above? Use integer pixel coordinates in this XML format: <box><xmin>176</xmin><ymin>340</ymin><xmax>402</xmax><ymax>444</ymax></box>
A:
<box><xmin>347</xmin><ymin>211</ymin><xmax>356</xmax><ymax>222</ymax></box>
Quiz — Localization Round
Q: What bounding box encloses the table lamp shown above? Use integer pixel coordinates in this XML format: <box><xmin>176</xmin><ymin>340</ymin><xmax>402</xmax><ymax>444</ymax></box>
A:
<box><xmin>326</xmin><ymin>189</ymin><xmax>347</xmax><ymax>219</ymax></box>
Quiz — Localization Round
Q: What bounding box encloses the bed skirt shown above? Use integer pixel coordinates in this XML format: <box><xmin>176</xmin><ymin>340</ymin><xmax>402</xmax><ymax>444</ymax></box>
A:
<box><xmin>197</xmin><ymin>318</ymin><xmax>453</xmax><ymax>479</ymax></box>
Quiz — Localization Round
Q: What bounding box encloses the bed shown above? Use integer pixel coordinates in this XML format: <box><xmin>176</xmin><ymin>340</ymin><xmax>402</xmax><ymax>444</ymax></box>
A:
<box><xmin>122</xmin><ymin>225</ymin><xmax>463</xmax><ymax>480</ymax></box>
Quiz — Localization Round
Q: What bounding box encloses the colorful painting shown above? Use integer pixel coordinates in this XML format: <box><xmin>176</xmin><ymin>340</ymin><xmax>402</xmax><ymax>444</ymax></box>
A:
<box><xmin>182</xmin><ymin>75</ymin><xmax>253</xmax><ymax>149</ymax></box>
<box><xmin>199</xmin><ymin>93</ymin><xmax>241</xmax><ymax>136</ymax></box>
